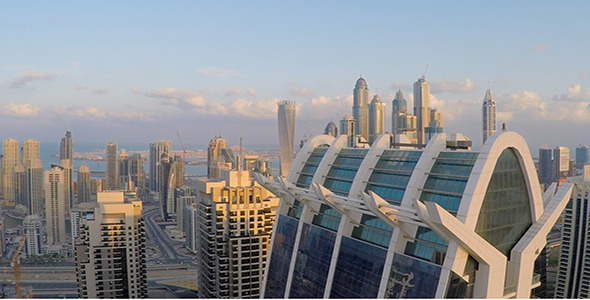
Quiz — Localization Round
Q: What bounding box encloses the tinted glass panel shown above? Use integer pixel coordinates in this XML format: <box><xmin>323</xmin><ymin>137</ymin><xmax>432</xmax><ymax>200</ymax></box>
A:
<box><xmin>365</xmin><ymin>150</ymin><xmax>422</xmax><ymax>205</ymax></box>
<box><xmin>289</xmin><ymin>224</ymin><xmax>336</xmax><ymax>298</ymax></box>
<box><xmin>385</xmin><ymin>253</ymin><xmax>442</xmax><ymax>298</ymax></box>
<box><xmin>330</xmin><ymin>237</ymin><xmax>387</xmax><ymax>298</ymax></box>
<box><xmin>296</xmin><ymin>147</ymin><xmax>329</xmax><ymax>189</ymax></box>
<box><xmin>475</xmin><ymin>148</ymin><xmax>532</xmax><ymax>256</ymax></box>
<box><xmin>352</xmin><ymin>214</ymin><xmax>392</xmax><ymax>248</ymax></box>
<box><xmin>264</xmin><ymin>215</ymin><xmax>298</xmax><ymax>298</ymax></box>
<box><xmin>312</xmin><ymin>204</ymin><xmax>341</xmax><ymax>231</ymax></box>
<box><xmin>323</xmin><ymin>149</ymin><xmax>368</xmax><ymax>196</ymax></box>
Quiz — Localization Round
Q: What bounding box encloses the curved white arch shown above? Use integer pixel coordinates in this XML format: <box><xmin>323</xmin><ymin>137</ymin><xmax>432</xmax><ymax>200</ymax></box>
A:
<box><xmin>285</xmin><ymin>134</ymin><xmax>334</xmax><ymax>184</ymax></box>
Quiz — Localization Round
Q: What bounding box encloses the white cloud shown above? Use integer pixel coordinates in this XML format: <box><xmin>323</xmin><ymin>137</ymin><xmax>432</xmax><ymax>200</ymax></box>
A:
<box><xmin>228</xmin><ymin>98</ymin><xmax>278</xmax><ymax>118</ymax></box>
<box><xmin>0</xmin><ymin>103</ymin><xmax>40</xmax><ymax>117</ymax></box>
<box><xmin>300</xmin><ymin>95</ymin><xmax>353</xmax><ymax>120</ymax></box>
<box><xmin>54</xmin><ymin>106</ymin><xmax>156</xmax><ymax>122</ymax></box>
<box><xmin>430</xmin><ymin>78</ymin><xmax>475</xmax><ymax>93</ymax></box>
<box><xmin>224</xmin><ymin>88</ymin><xmax>242</xmax><ymax>97</ymax></box>
<box><xmin>580</xmin><ymin>72</ymin><xmax>590</xmax><ymax>79</ymax></box>
<box><xmin>531</xmin><ymin>44</ymin><xmax>548</xmax><ymax>53</ymax></box>
<box><xmin>246</xmin><ymin>88</ymin><xmax>256</xmax><ymax>96</ymax></box>
<box><xmin>10</xmin><ymin>71</ymin><xmax>57</xmax><ymax>88</ymax></box>
<box><xmin>289</xmin><ymin>87</ymin><xmax>315</xmax><ymax>97</ymax></box>
<box><xmin>196</xmin><ymin>68</ymin><xmax>238</xmax><ymax>77</ymax></box>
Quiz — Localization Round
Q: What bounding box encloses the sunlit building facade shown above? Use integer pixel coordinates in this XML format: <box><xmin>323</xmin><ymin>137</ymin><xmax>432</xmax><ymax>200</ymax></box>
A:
<box><xmin>278</xmin><ymin>101</ymin><xmax>296</xmax><ymax>177</ymax></box>
<box><xmin>257</xmin><ymin>132</ymin><xmax>572</xmax><ymax>298</ymax></box>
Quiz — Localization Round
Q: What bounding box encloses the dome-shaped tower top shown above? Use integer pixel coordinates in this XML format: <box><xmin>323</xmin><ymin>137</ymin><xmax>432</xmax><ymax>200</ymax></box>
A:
<box><xmin>355</xmin><ymin>77</ymin><xmax>367</xmax><ymax>88</ymax></box>
<box><xmin>371</xmin><ymin>94</ymin><xmax>381</xmax><ymax>104</ymax></box>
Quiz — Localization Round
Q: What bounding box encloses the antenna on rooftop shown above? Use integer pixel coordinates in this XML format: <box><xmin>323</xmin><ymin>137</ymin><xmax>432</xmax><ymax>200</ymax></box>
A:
<box><xmin>422</xmin><ymin>64</ymin><xmax>429</xmax><ymax>79</ymax></box>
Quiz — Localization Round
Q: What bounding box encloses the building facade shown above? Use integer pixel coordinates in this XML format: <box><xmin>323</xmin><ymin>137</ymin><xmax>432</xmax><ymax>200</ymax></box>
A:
<box><xmin>413</xmin><ymin>77</ymin><xmax>430</xmax><ymax>145</ymax></box>
<box><xmin>368</xmin><ymin>94</ymin><xmax>385</xmax><ymax>145</ymax></box>
<box><xmin>74</xmin><ymin>191</ymin><xmax>147</xmax><ymax>298</ymax></box>
<box><xmin>2</xmin><ymin>139</ymin><xmax>19</xmax><ymax>207</ymax></box>
<box><xmin>195</xmin><ymin>168</ymin><xmax>279</xmax><ymax>298</ymax></box>
<box><xmin>482</xmin><ymin>89</ymin><xmax>496</xmax><ymax>144</ymax></box>
<box><xmin>105</xmin><ymin>142</ymin><xmax>119</xmax><ymax>190</ymax></box>
<box><xmin>77</xmin><ymin>164</ymin><xmax>91</xmax><ymax>203</ymax></box>
<box><xmin>278</xmin><ymin>101</ymin><xmax>296</xmax><ymax>177</ymax></box>
<box><xmin>353</xmin><ymin>77</ymin><xmax>369</xmax><ymax>140</ymax></box>
<box><xmin>257</xmin><ymin>132</ymin><xmax>572</xmax><ymax>298</ymax></box>
<box><xmin>575</xmin><ymin>145</ymin><xmax>589</xmax><ymax>169</ymax></box>
<box><xmin>23</xmin><ymin>214</ymin><xmax>42</xmax><ymax>256</ymax></box>
<box><xmin>45</xmin><ymin>166</ymin><xmax>67</xmax><ymax>245</ymax></box>
<box><xmin>149</xmin><ymin>140</ymin><xmax>171</xmax><ymax>192</ymax></box>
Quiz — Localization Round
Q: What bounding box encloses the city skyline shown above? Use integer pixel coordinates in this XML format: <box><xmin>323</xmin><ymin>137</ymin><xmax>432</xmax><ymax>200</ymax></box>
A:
<box><xmin>2</xmin><ymin>2</ymin><xmax>590</xmax><ymax>153</ymax></box>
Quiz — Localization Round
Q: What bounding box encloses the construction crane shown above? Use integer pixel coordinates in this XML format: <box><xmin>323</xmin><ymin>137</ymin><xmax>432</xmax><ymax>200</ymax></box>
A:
<box><xmin>176</xmin><ymin>131</ymin><xmax>187</xmax><ymax>163</ymax></box>
<box><xmin>11</xmin><ymin>236</ymin><xmax>26</xmax><ymax>298</ymax></box>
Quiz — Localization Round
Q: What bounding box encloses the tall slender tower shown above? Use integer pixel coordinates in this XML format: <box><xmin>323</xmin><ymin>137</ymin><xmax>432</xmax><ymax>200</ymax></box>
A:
<box><xmin>413</xmin><ymin>77</ymin><xmax>430</xmax><ymax>145</ymax></box>
<box><xmin>28</xmin><ymin>159</ymin><xmax>44</xmax><ymax>215</ymax></box>
<box><xmin>77</xmin><ymin>164</ymin><xmax>91</xmax><ymax>203</ymax></box>
<box><xmin>2</xmin><ymin>139</ymin><xmax>19</xmax><ymax>207</ymax></box>
<box><xmin>340</xmin><ymin>114</ymin><xmax>357</xmax><ymax>148</ymax></box>
<box><xmin>278</xmin><ymin>101</ymin><xmax>296</xmax><ymax>177</ymax></box>
<box><xmin>482</xmin><ymin>89</ymin><xmax>496</xmax><ymax>144</ymax></box>
<box><xmin>353</xmin><ymin>77</ymin><xmax>369</xmax><ymax>140</ymax></box>
<box><xmin>391</xmin><ymin>90</ymin><xmax>408</xmax><ymax>134</ymax></box>
<box><xmin>105</xmin><ymin>142</ymin><xmax>118</xmax><ymax>190</ymax></box>
<box><xmin>75</xmin><ymin>191</ymin><xmax>148</xmax><ymax>298</ymax></box>
<box><xmin>149</xmin><ymin>140</ymin><xmax>171</xmax><ymax>192</ymax></box>
<box><xmin>368</xmin><ymin>94</ymin><xmax>386</xmax><ymax>144</ymax></box>
<box><xmin>45</xmin><ymin>165</ymin><xmax>66</xmax><ymax>245</ymax></box>
<box><xmin>60</xmin><ymin>131</ymin><xmax>74</xmax><ymax>208</ymax></box>
<box><xmin>60</xmin><ymin>130</ymin><xmax>73</xmax><ymax>162</ymax></box>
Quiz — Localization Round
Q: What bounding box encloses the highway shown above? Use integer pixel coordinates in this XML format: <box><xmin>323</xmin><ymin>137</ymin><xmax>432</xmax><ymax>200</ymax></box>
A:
<box><xmin>143</xmin><ymin>204</ymin><xmax>194</xmax><ymax>263</ymax></box>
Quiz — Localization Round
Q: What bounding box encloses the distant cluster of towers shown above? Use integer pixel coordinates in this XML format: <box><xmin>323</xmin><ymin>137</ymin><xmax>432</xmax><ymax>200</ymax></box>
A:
<box><xmin>322</xmin><ymin>76</ymin><xmax>496</xmax><ymax>148</ymax></box>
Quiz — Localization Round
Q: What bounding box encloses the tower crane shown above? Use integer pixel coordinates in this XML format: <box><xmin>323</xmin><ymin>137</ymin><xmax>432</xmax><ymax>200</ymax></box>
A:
<box><xmin>11</xmin><ymin>236</ymin><xmax>26</xmax><ymax>298</ymax></box>
<box><xmin>176</xmin><ymin>131</ymin><xmax>187</xmax><ymax>163</ymax></box>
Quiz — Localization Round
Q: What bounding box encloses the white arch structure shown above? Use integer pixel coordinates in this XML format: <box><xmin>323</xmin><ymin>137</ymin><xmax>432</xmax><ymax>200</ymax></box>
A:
<box><xmin>257</xmin><ymin>131</ymin><xmax>572</xmax><ymax>298</ymax></box>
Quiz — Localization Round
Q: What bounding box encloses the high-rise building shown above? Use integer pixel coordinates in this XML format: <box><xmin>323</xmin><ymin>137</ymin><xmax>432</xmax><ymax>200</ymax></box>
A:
<box><xmin>555</xmin><ymin>179</ymin><xmax>590</xmax><ymax>298</ymax></box>
<box><xmin>538</xmin><ymin>146</ymin><xmax>554</xmax><ymax>187</ymax></box>
<box><xmin>129</xmin><ymin>153</ymin><xmax>144</xmax><ymax>190</ymax></box>
<box><xmin>105</xmin><ymin>142</ymin><xmax>118</xmax><ymax>190</ymax></box>
<box><xmin>45</xmin><ymin>165</ymin><xmax>66</xmax><ymax>245</ymax></box>
<box><xmin>340</xmin><ymin>114</ymin><xmax>356</xmax><ymax>148</ymax></box>
<box><xmin>324</xmin><ymin>121</ymin><xmax>338</xmax><ymax>137</ymax></box>
<box><xmin>159</xmin><ymin>156</ymin><xmax>184</xmax><ymax>220</ymax></box>
<box><xmin>27</xmin><ymin>159</ymin><xmax>44</xmax><ymax>215</ymax></box>
<box><xmin>368</xmin><ymin>94</ymin><xmax>385</xmax><ymax>144</ymax></box>
<box><xmin>575</xmin><ymin>145</ymin><xmax>590</xmax><ymax>169</ymax></box>
<box><xmin>555</xmin><ymin>146</ymin><xmax>570</xmax><ymax>184</ymax></box>
<box><xmin>74</xmin><ymin>191</ymin><xmax>147</xmax><ymax>298</ymax></box>
<box><xmin>60</xmin><ymin>130</ymin><xmax>73</xmax><ymax>162</ymax></box>
<box><xmin>413</xmin><ymin>77</ymin><xmax>430</xmax><ymax>145</ymax></box>
<box><xmin>195</xmin><ymin>159</ymin><xmax>279</xmax><ymax>298</ymax></box>
<box><xmin>23</xmin><ymin>214</ymin><xmax>42</xmax><ymax>256</ymax></box>
<box><xmin>482</xmin><ymin>89</ymin><xmax>496</xmax><ymax>144</ymax></box>
<box><xmin>21</xmin><ymin>139</ymin><xmax>43</xmax><ymax>214</ymax></box>
<box><xmin>149</xmin><ymin>140</ymin><xmax>171</xmax><ymax>192</ymax></box>
<box><xmin>353</xmin><ymin>77</ymin><xmax>369</xmax><ymax>140</ymax></box>
<box><xmin>77</xmin><ymin>164</ymin><xmax>91</xmax><ymax>203</ymax></box>
<box><xmin>391</xmin><ymin>90</ymin><xmax>417</xmax><ymax>143</ymax></box>
<box><xmin>14</xmin><ymin>164</ymin><xmax>26</xmax><ymax>208</ymax></box>
<box><xmin>425</xmin><ymin>108</ymin><xmax>444</xmax><ymax>141</ymax></box>
<box><xmin>256</xmin><ymin>131</ymin><xmax>572</xmax><ymax>298</ymax></box>
<box><xmin>60</xmin><ymin>131</ymin><xmax>74</xmax><ymax>211</ymax></box>
<box><xmin>176</xmin><ymin>187</ymin><xmax>195</xmax><ymax>234</ymax></box>
<box><xmin>208</xmin><ymin>137</ymin><xmax>229</xmax><ymax>179</ymax></box>
<box><xmin>2</xmin><ymin>138</ymin><xmax>19</xmax><ymax>207</ymax></box>
<box><xmin>278</xmin><ymin>101</ymin><xmax>296</xmax><ymax>177</ymax></box>
<box><xmin>185</xmin><ymin>203</ymin><xmax>198</xmax><ymax>253</ymax></box>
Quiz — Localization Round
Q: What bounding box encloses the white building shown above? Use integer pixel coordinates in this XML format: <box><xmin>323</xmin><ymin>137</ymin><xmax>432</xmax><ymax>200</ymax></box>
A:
<box><xmin>23</xmin><ymin>214</ymin><xmax>42</xmax><ymax>256</ymax></box>
<box><xmin>257</xmin><ymin>131</ymin><xmax>572</xmax><ymax>298</ymax></box>
<box><xmin>353</xmin><ymin>77</ymin><xmax>370</xmax><ymax>140</ymax></box>
<box><xmin>278</xmin><ymin>101</ymin><xmax>296</xmax><ymax>177</ymax></box>
<box><xmin>482</xmin><ymin>89</ymin><xmax>496</xmax><ymax>144</ymax></box>
<box><xmin>45</xmin><ymin>166</ymin><xmax>67</xmax><ymax>245</ymax></box>
<box><xmin>368</xmin><ymin>94</ymin><xmax>385</xmax><ymax>145</ymax></box>
<box><xmin>74</xmin><ymin>191</ymin><xmax>147</xmax><ymax>298</ymax></box>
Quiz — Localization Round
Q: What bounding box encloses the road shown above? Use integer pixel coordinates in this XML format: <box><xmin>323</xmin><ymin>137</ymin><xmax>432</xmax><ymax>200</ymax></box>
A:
<box><xmin>143</xmin><ymin>205</ymin><xmax>194</xmax><ymax>263</ymax></box>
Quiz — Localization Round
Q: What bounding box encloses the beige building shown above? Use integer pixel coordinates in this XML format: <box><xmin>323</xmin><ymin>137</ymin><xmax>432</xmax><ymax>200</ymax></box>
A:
<box><xmin>368</xmin><ymin>94</ymin><xmax>385</xmax><ymax>144</ymax></box>
<box><xmin>2</xmin><ymin>139</ymin><xmax>19</xmax><ymax>206</ymax></box>
<box><xmin>105</xmin><ymin>142</ymin><xmax>118</xmax><ymax>190</ymax></box>
<box><xmin>77</xmin><ymin>164</ymin><xmax>91</xmax><ymax>203</ymax></box>
<box><xmin>195</xmin><ymin>166</ymin><xmax>279</xmax><ymax>298</ymax></box>
<box><xmin>74</xmin><ymin>191</ymin><xmax>147</xmax><ymax>298</ymax></box>
<box><xmin>45</xmin><ymin>165</ymin><xmax>67</xmax><ymax>245</ymax></box>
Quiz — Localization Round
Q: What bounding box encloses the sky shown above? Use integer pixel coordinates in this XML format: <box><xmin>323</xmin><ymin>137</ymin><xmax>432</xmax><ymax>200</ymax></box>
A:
<box><xmin>2</xmin><ymin>1</ymin><xmax>590</xmax><ymax>154</ymax></box>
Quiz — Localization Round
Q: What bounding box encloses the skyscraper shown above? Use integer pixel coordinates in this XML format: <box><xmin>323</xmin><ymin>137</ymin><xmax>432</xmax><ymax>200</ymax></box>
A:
<box><xmin>105</xmin><ymin>142</ymin><xmax>118</xmax><ymax>190</ymax></box>
<box><xmin>208</xmin><ymin>137</ymin><xmax>235</xmax><ymax>179</ymax></box>
<box><xmin>74</xmin><ymin>191</ymin><xmax>148</xmax><ymax>298</ymax></box>
<box><xmin>391</xmin><ymin>90</ymin><xmax>417</xmax><ymax>143</ymax></box>
<box><xmin>60</xmin><ymin>130</ymin><xmax>73</xmax><ymax>162</ymax></box>
<box><xmin>60</xmin><ymin>131</ymin><xmax>74</xmax><ymax>210</ymax></box>
<box><xmin>27</xmin><ymin>159</ymin><xmax>44</xmax><ymax>215</ymax></box>
<box><xmin>555</xmin><ymin>179</ymin><xmax>590</xmax><ymax>298</ymax></box>
<box><xmin>339</xmin><ymin>114</ymin><xmax>356</xmax><ymax>148</ymax></box>
<box><xmin>555</xmin><ymin>146</ymin><xmax>570</xmax><ymax>184</ymax></box>
<box><xmin>23</xmin><ymin>214</ymin><xmax>42</xmax><ymax>256</ymax></box>
<box><xmin>324</xmin><ymin>121</ymin><xmax>338</xmax><ymax>137</ymax></box>
<box><xmin>2</xmin><ymin>139</ymin><xmax>19</xmax><ymax>207</ymax></box>
<box><xmin>278</xmin><ymin>101</ymin><xmax>296</xmax><ymax>177</ymax></box>
<box><xmin>538</xmin><ymin>146</ymin><xmax>554</xmax><ymax>187</ymax></box>
<box><xmin>45</xmin><ymin>165</ymin><xmax>66</xmax><ymax>245</ymax></box>
<box><xmin>425</xmin><ymin>108</ymin><xmax>444</xmax><ymax>141</ymax></box>
<box><xmin>482</xmin><ymin>89</ymin><xmax>496</xmax><ymax>144</ymax></box>
<box><xmin>77</xmin><ymin>164</ymin><xmax>91</xmax><ymax>203</ymax></box>
<box><xmin>159</xmin><ymin>156</ymin><xmax>184</xmax><ymax>221</ymax></box>
<box><xmin>149</xmin><ymin>140</ymin><xmax>171</xmax><ymax>192</ymax></box>
<box><xmin>575</xmin><ymin>145</ymin><xmax>590</xmax><ymax>169</ymax></box>
<box><xmin>413</xmin><ymin>77</ymin><xmax>430</xmax><ymax>145</ymax></box>
<box><xmin>368</xmin><ymin>94</ymin><xmax>385</xmax><ymax>144</ymax></box>
<box><xmin>353</xmin><ymin>77</ymin><xmax>369</xmax><ymax>140</ymax></box>
<box><xmin>195</xmin><ymin>164</ymin><xmax>279</xmax><ymax>298</ymax></box>
<box><xmin>21</xmin><ymin>139</ymin><xmax>39</xmax><ymax>167</ymax></box>
<box><xmin>257</xmin><ymin>131</ymin><xmax>572</xmax><ymax>298</ymax></box>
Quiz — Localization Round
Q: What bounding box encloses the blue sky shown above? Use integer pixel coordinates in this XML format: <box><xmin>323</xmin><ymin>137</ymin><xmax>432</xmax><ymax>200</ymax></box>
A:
<box><xmin>1</xmin><ymin>1</ymin><xmax>590</xmax><ymax>152</ymax></box>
